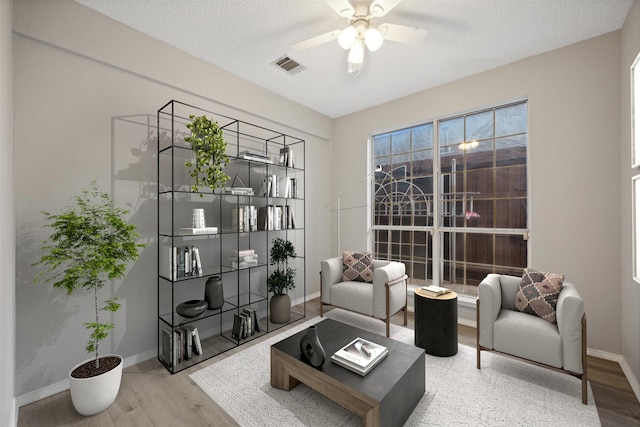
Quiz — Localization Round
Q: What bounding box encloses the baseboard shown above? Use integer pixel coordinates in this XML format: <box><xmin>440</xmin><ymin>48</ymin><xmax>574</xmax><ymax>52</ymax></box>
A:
<box><xmin>620</xmin><ymin>356</ymin><xmax>640</xmax><ymax>403</ymax></box>
<box><xmin>587</xmin><ymin>347</ymin><xmax>622</xmax><ymax>362</ymax></box>
<box><xmin>16</xmin><ymin>349</ymin><xmax>158</xmax><ymax>408</ymax></box>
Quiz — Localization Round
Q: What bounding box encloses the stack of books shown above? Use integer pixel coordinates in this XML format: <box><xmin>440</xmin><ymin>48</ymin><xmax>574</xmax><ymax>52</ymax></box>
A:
<box><xmin>421</xmin><ymin>285</ymin><xmax>451</xmax><ymax>297</ymax></box>
<box><xmin>229</xmin><ymin>249</ymin><xmax>258</xmax><ymax>269</ymax></box>
<box><xmin>239</xmin><ymin>150</ymin><xmax>273</xmax><ymax>164</ymax></box>
<box><xmin>330</xmin><ymin>337</ymin><xmax>388</xmax><ymax>376</ymax></box>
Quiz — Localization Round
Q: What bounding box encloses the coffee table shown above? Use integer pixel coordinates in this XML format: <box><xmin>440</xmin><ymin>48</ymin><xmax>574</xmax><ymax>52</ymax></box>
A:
<box><xmin>271</xmin><ymin>318</ymin><xmax>425</xmax><ymax>427</ymax></box>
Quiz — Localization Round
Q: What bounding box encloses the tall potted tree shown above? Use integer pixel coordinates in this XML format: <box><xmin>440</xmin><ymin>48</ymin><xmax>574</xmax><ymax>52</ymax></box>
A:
<box><xmin>33</xmin><ymin>182</ymin><xmax>146</xmax><ymax>416</ymax></box>
<box><xmin>267</xmin><ymin>237</ymin><xmax>296</xmax><ymax>323</ymax></box>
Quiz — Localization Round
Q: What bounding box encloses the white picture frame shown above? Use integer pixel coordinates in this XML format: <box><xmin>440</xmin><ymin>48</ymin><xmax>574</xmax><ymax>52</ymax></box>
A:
<box><xmin>632</xmin><ymin>51</ymin><xmax>640</xmax><ymax>168</ymax></box>
<box><xmin>634</xmin><ymin>175</ymin><xmax>640</xmax><ymax>284</ymax></box>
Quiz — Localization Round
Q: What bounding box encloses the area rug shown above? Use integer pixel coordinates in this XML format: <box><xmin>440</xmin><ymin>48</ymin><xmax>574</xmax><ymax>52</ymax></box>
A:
<box><xmin>190</xmin><ymin>309</ymin><xmax>600</xmax><ymax>426</ymax></box>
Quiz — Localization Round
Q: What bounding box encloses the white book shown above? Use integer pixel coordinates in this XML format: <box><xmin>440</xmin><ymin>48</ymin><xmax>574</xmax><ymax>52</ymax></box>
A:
<box><xmin>193</xmin><ymin>247</ymin><xmax>203</xmax><ymax>276</ymax></box>
<box><xmin>180</xmin><ymin>227</ymin><xmax>218</xmax><ymax>235</ymax></box>
<box><xmin>192</xmin><ymin>327</ymin><xmax>203</xmax><ymax>355</ymax></box>
<box><xmin>233</xmin><ymin>249</ymin><xmax>255</xmax><ymax>256</ymax></box>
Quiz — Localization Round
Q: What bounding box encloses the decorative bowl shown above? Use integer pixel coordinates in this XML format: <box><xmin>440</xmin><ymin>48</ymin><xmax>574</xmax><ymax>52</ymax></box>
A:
<box><xmin>176</xmin><ymin>299</ymin><xmax>208</xmax><ymax>318</ymax></box>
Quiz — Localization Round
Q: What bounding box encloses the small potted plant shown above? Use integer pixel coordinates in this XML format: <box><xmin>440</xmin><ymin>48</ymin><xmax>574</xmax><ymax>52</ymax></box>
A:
<box><xmin>267</xmin><ymin>237</ymin><xmax>296</xmax><ymax>323</ymax></box>
<box><xmin>184</xmin><ymin>114</ymin><xmax>230</xmax><ymax>196</ymax></box>
<box><xmin>32</xmin><ymin>181</ymin><xmax>146</xmax><ymax>416</ymax></box>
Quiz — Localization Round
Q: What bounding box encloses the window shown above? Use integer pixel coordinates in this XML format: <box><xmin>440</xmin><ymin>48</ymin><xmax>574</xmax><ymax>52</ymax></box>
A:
<box><xmin>372</xmin><ymin>101</ymin><xmax>528</xmax><ymax>295</ymax></box>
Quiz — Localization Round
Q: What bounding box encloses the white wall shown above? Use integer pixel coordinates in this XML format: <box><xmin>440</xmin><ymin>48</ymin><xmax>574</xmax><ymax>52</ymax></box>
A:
<box><xmin>332</xmin><ymin>32</ymin><xmax>623</xmax><ymax>355</ymax></box>
<box><xmin>13</xmin><ymin>0</ymin><xmax>332</xmax><ymax>398</ymax></box>
<box><xmin>620</xmin><ymin>0</ymin><xmax>640</xmax><ymax>398</ymax></box>
<box><xmin>1</xmin><ymin>0</ymin><xmax>16</xmax><ymax>424</ymax></box>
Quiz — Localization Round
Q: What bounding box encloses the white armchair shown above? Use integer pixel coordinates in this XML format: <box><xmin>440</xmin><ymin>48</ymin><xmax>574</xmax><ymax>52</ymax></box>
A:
<box><xmin>476</xmin><ymin>273</ymin><xmax>587</xmax><ymax>404</ymax></box>
<box><xmin>320</xmin><ymin>257</ymin><xmax>408</xmax><ymax>337</ymax></box>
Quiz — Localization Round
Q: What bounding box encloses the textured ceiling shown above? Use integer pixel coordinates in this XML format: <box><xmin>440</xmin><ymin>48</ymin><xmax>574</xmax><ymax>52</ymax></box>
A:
<box><xmin>74</xmin><ymin>0</ymin><xmax>633</xmax><ymax>118</ymax></box>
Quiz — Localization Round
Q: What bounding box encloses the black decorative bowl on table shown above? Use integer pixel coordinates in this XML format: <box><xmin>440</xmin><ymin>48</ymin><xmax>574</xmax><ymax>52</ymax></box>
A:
<box><xmin>176</xmin><ymin>299</ymin><xmax>208</xmax><ymax>318</ymax></box>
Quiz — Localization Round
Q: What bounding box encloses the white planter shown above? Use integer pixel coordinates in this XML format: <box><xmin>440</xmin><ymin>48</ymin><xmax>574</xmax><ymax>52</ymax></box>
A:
<box><xmin>69</xmin><ymin>354</ymin><xmax>123</xmax><ymax>416</ymax></box>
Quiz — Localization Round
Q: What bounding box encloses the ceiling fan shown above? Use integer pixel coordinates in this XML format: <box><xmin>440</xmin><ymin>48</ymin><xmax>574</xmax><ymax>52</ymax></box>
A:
<box><xmin>293</xmin><ymin>0</ymin><xmax>427</xmax><ymax>74</ymax></box>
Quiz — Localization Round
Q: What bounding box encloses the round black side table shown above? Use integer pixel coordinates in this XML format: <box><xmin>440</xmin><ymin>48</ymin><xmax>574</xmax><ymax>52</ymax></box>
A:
<box><xmin>414</xmin><ymin>288</ymin><xmax>458</xmax><ymax>357</ymax></box>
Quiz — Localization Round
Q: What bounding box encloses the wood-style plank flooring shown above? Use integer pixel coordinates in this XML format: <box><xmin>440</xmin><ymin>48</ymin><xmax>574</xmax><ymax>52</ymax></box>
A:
<box><xmin>18</xmin><ymin>299</ymin><xmax>640</xmax><ymax>426</ymax></box>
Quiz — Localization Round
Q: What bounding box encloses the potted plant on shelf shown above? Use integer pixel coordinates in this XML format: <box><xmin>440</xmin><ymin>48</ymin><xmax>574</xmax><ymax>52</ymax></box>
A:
<box><xmin>32</xmin><ymin>182</ymin><xmax>146</xmax><ymax>416</ymax></box>
<box><xmin>184</xmin><ymin>114</ymin><xmax>230</xmax><ymax>196</ymax></box>
<box><xmin>267</xmin><ymin>237</ymin><xmax>296</xmax><ymax>324</ymax></box>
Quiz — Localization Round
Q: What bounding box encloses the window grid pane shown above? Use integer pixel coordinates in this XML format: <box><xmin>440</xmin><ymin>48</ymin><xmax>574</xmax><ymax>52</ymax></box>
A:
<box><xmin>372</xmin><ymin>101</ymin><xmax>528</xmax><ymax>296</ymax></box>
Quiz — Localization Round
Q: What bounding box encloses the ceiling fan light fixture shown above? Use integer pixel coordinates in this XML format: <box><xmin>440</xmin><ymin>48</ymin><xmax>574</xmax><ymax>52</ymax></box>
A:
<box><xmin>364</xmin><ymin>27</ymin><xmax>383</xmax><ymax>51</ymax></box>
<box><xmin>348</xmin><ymin>39</ymin><xmax>365</xmax><ymax>64</ymax></box>
<box><xmin>348</xmin><ymin>61</ymin><xmax>364</xmax><ymax>74</ymax></box>
<box><xmin>338</xmin><ymin>25</ymin><xmax>357</xmax><ymax>49</ymax></box>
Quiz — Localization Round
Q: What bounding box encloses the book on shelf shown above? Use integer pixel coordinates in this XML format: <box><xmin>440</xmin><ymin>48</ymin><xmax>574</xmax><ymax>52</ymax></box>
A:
<box><xmin>239</xmin><ymin>150</ymin><xmax>273</xmax><ymax>164</ymax></box>
<box><xmin>243</xmin><ymin>306</ymin><xmax>261</xmax><ymax>333</ymax></box>
<box><xmin>233</xmin><ymin>249</ymin><xmax>255</xmax><ymax>257</ymax></box>
<box><xmin>232</xmin><ymin>313</ymin><xmax>243</xmax><ymax>339</ymax></box>
<box><xmin>256</xmin><ymin>205</ymin><xmax>296</xmax><ymax>231</ymax></box>
<box><xmin>217</xmin><ymin>187</ymin><xmax>254</xmax><ymax>196</ymax></box>
<box><xmin>330</xmin><ymin>337</ymin><xmax>388</xmax><ymax>376</ymax></box>
<box><xmin>420</xmin><ymin>285</ymin><xmax>451</xmax><ymax>296</ymax></box>
<box><xmin>163</xmin><ymin>245</ymin><xmax>203</xmax><ymax>280</ymax></box>
<box><xmin>230</xmin><ymin>249</ymin><xmax>257</xmax><ymax>269</ymax></box>
<box><xmin>191</xmin><ymin>326</ymin><xmax>203</xmax><ymax>356</ymax></box>
<box><xmin>162</xmin><ymin>327</ymin><xmax>173</xmax><ymax>367</ymax></box>
<box><xmin>182</xmin><ymin>326</ymin><xmax>192</xmax><ymax>360</ymax></box>
<box><xmin>180</xmin><ymin>226</ymin><xmax>218</xmax><ymax>235</ymax></box>
<box><xmin>232</xmin><ymin>206</ymin><xmax>257</xmax><ymax>232</ymax></box>
<box><xmin>279</xmin><ymin>147</ymin><xmax>295</xmax><ymax>168</ymax></box>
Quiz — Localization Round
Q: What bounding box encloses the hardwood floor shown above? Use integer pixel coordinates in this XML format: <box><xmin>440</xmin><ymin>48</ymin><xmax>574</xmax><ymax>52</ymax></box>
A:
<box><xmin>18</xmin><ymin>299</ymin><xmax>640</xmax><ymax>426</ymax></box>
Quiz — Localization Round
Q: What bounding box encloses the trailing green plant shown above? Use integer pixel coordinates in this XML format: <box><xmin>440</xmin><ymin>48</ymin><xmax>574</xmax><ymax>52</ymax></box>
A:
<box><xmin>184</xmin><ymin>115</ymin><xmax>230</xmax><ymax>196</ymax></box>
<box><xmin>267</xmin><ymin>238</ymin><xmax>296</xmax><ymax>296</ymax></box>
<box><xmin>33</xmin><ymin>181</ymin><xmax>147</xmax><ymax>369</ymax></box>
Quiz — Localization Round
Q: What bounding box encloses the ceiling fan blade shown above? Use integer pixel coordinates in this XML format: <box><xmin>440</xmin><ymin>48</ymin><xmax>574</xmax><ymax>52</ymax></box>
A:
<box><xmin>324</xmin><ymin>0</ymin><xmax>355</xmax><ymax>18</ymax></box>
<box><xmin>293</xmin><ymin>30</ymin><xmax>342</xmax><ymax>51</ymax></box>
<box><xmin>370</xmin><ymin>0</ymin><xmax>402</xmax><ymax>17</ymax></box>
<box><xmin>378</xmin><ymin>23</ymin><xmax>427</xmax><ymax>46</ymax></box>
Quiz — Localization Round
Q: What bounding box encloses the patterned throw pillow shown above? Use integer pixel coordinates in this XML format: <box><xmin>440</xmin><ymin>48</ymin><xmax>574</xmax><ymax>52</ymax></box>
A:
<box><xmin>514</xmin><ymin>268</ymin><xmax>564</xmax><ymax>324</ymax></box>
<box><xmin>342</xmin><ymin>251</ymin><xmax>374</xmax><ymax>283</ymax></box>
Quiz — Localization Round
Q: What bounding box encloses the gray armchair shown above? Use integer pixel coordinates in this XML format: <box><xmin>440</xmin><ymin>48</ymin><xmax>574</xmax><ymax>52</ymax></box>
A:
<box><xmin>476</xmin><ymin>273</ymin><xmax>587</xmax><ymax>404</ymax></box>
<box><xmin>320</xmin><ymin>257</ymin><xmax>408</xmax><ymax>337</ymax></box>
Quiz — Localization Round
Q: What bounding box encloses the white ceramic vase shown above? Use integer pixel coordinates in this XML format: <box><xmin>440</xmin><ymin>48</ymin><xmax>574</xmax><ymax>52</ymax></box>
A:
<box><xmin>69</xmin><ymin>354</ymin><xmax>123</xmax><ymax>416</ymax></box>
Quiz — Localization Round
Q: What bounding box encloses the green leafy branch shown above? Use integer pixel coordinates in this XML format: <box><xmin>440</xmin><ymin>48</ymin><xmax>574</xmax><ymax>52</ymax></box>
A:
<box><xmin>184</xmin><ymin>115</ymin><xmax>230</xmax><ymax>196</ymax></box>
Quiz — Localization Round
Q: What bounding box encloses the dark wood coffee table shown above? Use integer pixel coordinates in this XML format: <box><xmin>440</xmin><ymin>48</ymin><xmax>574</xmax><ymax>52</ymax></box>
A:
<box><xmin>271</xmin><ymin>318</ymin><xmax>425</xmax><ymax>427</ymax></box>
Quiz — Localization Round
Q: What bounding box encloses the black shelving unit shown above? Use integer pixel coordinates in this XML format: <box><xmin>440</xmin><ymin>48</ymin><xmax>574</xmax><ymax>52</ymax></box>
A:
<box><xmin>157</xmin><ymin>100</ymin><xmax>305</xmax><ymax>374</ymax></box>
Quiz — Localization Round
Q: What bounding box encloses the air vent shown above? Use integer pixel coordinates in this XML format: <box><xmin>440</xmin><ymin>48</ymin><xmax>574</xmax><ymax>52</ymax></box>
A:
<box><xmin>272</xmin><ymin>55</ymin><xmax>307</xmax><ymax>75</ymax></box>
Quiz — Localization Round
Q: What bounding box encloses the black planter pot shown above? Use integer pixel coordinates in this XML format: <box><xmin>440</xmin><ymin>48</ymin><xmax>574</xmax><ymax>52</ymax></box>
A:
<box><xmin>204</xmin><ymin>275</ymin><xmax>224</xmax><ymax>309</ymax></box>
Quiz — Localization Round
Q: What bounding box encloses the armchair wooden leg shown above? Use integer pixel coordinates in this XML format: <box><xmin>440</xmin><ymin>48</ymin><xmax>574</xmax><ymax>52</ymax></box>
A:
<box><xmin>386</xmin><ymin>317</ymin><xmax>390</xmax><ymax>337</ymax></box>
